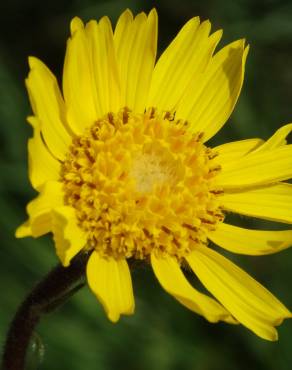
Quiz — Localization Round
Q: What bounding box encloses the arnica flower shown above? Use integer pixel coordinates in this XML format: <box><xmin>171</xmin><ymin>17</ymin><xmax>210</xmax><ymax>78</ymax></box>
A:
<box><xmin>16</xmin><ymin>9</ymin><xmax>292</xmax><ymax>341</ymax></box>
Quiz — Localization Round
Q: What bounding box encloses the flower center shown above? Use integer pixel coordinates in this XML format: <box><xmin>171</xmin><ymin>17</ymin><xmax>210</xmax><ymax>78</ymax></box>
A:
<box><xmin>61</xmin><ymin>108</ymin><xmax>224</xmax><ymax>260</ymax></box>
<box><xmin>130</xmin><ymin>144</ymin><xmax>182</xmax><ymax>193</ymax></box>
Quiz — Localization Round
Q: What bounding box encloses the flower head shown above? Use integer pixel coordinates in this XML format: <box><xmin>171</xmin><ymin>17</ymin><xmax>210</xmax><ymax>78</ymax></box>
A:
<box><xmin>17</xmin><ymin>9</ymin><xmax>292</xmax><ymax>340</ymax></box>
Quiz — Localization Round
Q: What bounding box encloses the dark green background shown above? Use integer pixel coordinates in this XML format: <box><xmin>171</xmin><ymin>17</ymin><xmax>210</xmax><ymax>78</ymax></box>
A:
<box><xmin>1</xmin><ymin>0</ymin><xmax>292</xmax><ymax>369</ymax></box>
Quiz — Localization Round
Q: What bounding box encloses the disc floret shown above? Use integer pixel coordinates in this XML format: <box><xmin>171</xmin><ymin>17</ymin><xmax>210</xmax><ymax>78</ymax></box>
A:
<box><xmin>61</xmin><ymin>108</ymin><xmax>224</xmax><ymax>260</ymax></box>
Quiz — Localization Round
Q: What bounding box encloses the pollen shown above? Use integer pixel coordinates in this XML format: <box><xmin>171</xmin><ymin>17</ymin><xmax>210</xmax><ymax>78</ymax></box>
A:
<box><xmin>60</xmin><ymin>108</ymin><xmax>224</xmax><ymax>260</ymax></box>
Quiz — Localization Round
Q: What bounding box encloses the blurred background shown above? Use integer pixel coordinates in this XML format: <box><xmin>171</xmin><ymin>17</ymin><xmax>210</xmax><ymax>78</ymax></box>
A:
<box><xmin>1</xmin><ymin>0</ymin><xmax>292</xmax><ymax>369</ymax></box>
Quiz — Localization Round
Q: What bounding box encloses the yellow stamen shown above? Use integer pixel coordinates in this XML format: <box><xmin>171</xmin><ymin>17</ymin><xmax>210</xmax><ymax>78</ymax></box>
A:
<box><xmin>61</xmin><ymin>108</ymin><xmax>224</xmax><ymax>260</ymax></box>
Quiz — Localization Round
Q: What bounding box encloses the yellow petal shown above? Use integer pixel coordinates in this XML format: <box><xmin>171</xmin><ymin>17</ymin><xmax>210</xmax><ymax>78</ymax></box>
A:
<box><xmin>253</xmin><ymin>123</ymin><xmax>292</xmax><ymax>152</ymax></box>
<box><xmin>216</xmin><ymin>145</ymin><xmax>292</xmax><ymax>189</ymax></box>
<box><xmin>114</xmin><ymin>9</ymin><xmax>157</xmax><ymax>112</ymax></box>
<box><xmin>16</xmin><ymin>181</ymin><xmax>64</xmax><ymax>238</ymax></box>
<box><xmin>86</xmin><ymin>252</ymin><xmax>135</xmax><ymax>322</ymax></box>
<box><xmin>221</xmin><ymin>183</ymin><xmax>292</xmax><ymax>224</ymax></box>
<box><xmin>187</xmin><ymin>246</ymin><xmax>291</xmax><ymax>341</ymax></box>
<box><xmin>27</xmin><ymin>118</ymin><xmax>61</xmax><ymax>191</ymax></box>
<box><xmin>63</xmin><ymin>17</ymin><xmax>99</xmax><ymax>135</ymax></box>
<box><xmin>70</xmin><ymin>16</ymin><xmax>84</xmax><ymax>33</ymax></box>
<box><xmin>51</xmin><ymin>206</ymin><xmax>87</xmax><ymax>266</ymax></box>
<box><xmin>148</xmin><ymin>18</ymin><xmax>222</xmax><ymax>112</ymax></box>
<box><xmin>151</xmin><ymin>252</ymin><xmax>237</xmax><ymax>324</ymax></box>
<box><xmin>209</xmin><ymin>222</ymin><xmax>292</xmax><ymax>255</ymax></box>
<box><xmin>214</xmin><ymin>138</ymin><xmax>263</xmax><ymax>165</ymax></box>
<box><xmin>176</xmin><ymin>40</ymin><xmax>249</xmax><ymax>142</ymax></box>
<box><xmin>15</xmin><ymin>221</ymin><xmax>32</xmax><ymax>238</ymax></box>
<box><xmin>85</xmin><ymin>16</ymin><xmax>120</xmax><ymax>115</ymax></box>
<box><xmin>26</xmin><ymin>57</ymin><xmax>71</xmax><ymax>160</ymax></box>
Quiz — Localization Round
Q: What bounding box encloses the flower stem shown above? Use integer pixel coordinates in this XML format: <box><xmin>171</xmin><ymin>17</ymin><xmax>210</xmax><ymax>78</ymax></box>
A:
<box><xmin>1</xmin><ymin>252</ymin><xmax>89</xmax><ymax>370</ymax></box>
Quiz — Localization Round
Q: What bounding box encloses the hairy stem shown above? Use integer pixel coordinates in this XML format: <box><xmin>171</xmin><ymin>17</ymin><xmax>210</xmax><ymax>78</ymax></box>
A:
<box><xmin>1</xmin><ymin>252</ymin><xmax>89</xmax><ymax>370</ymax></box>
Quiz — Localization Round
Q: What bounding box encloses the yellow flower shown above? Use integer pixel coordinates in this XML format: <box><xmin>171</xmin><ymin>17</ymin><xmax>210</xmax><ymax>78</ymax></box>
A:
<box><xmin>16</xmin><ymin>9</ymin><xmax>292</xmax><ymax>341</ymax></box>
